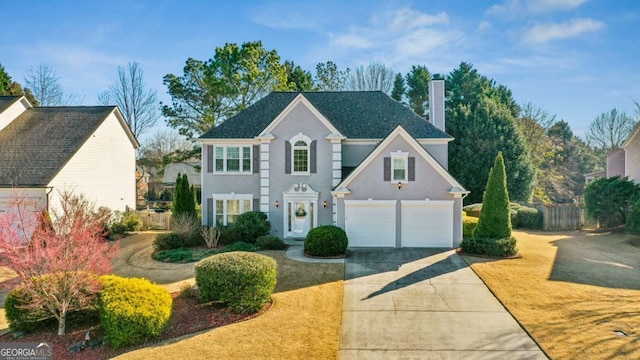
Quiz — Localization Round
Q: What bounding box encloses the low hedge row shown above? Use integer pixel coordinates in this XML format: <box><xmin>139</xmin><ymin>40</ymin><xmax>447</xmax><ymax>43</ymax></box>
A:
<box><xmin>460</xmin><ymin>236</ymin><xmax>518</xmax><ymax>257</ymax></box>
<box><xmin>463</xmin><ymin>203</ymin><xmax>543</xmax><ymax>229</ymax></box>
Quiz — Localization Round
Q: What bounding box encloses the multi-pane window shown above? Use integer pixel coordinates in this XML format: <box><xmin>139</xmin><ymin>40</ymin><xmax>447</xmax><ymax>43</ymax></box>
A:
<box><xmin>393</xmin><ymin>158</ymin><xmax>406</xmax><ymax>181</ymax></box>
<box><xmin>214</xmin><ymin>197</ymin><xmax>252</xmax><ymax>226</ymax></box>
<box><xmin>391</xmin><ymin>152</ymin><xmax>408</xmax><ymax>182</ymax></box>
<box><xmin>214</xmin><ymin>145</ymin><xmax>252</xmax><ymax>173</ymax></box>
<box><xmin>293</xmin><ymin>140</ymin><xmax>309</xmax><ymax>173</ymax></box>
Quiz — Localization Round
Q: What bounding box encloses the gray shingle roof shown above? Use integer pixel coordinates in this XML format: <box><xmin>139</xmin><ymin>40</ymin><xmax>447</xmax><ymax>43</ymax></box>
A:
<box><xmin>199</xmin><ymin>91</ymin><xmax>451</xmax><ymax>139</ymax></box>
<box><xmin>0</xmin><ymin>106</ymin><xmax>116</xmax><ymax>186</ymax></box>
<box><xmin>0</xmin><ymin>96</ymin><xmax>22</xmax><ymax>113</ymax></box>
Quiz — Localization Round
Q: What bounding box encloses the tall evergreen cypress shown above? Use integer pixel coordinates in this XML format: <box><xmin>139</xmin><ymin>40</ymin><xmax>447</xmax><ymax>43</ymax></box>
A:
<box><xmin>473</xmin><ymin>152</ymin><xmax>512</xmax><ymax>239</ymax></box>
<box><xmin>173</xmin><ymin>173</ymin><xmax>184</xmax><ymax>214</ymax></box>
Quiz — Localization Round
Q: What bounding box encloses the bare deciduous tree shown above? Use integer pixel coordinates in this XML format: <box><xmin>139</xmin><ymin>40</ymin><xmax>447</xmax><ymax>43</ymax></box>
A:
<box><xmin>138</xmin><ymin>130</ymin><xmax>193</xmax><ymax>176</ymax></box>
<box><xmin>347</xmin><ymin>61</ymin><xmax>395</xmax><ymax>93</ymax></box>
<box><xmin>99</xmin><ymin>61</ymin><xmax>158</xmax><ymax>139</ymax></box>
<box><xmin>24</xmin><ymin>64</ymin><xmax>82</xmax><ymax>106</ymax></box>
<box><xmin>586</xmin><ymin>108</ymin><xmax>637</xmax><ymax>152</ymax></box>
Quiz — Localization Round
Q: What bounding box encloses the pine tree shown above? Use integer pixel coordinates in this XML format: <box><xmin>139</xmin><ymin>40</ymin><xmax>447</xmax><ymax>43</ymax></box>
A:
<box><xmin>391</xmin><ymin>73</ymin><xmax>405</xmax><ymax>102</ymax></box>
<box><xmin>473</xmin><ymin>152</ymin><xmax>512</xmax><ymax>239</ymax></box>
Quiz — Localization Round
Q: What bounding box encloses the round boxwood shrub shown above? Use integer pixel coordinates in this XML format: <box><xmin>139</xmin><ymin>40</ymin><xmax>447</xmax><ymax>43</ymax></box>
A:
<box><xmin>256</xmin><ymin>235</ymin><xmax>287</xmax><ymax>250</ymax></box>
<box><xmin>233</xmin><ymin>211</ymin><xmax>271</xmax><ymax>243</ymax></box>
<box><xmin>195</xmin><ymin>252</ymin><xmax>276</xmax><ymax>314</ymax></box>
<box><xmin>4</xmin><ymin>286</ymin><xmax>55</xmax><ymax>333</ymax></box>
<box><xmin>5</xmin><ymin>278</ymin><xmax>100</xmax><ymax>333</ymax></box>
<box><xmin>99</xmin><ymin>275</ymin><xmax>172</xmax><ymax>348</ymax></box>
<box><xmin>304</xmin><ymin>225</ymin><xmax>348</xmax><ymax>257</ymax></box>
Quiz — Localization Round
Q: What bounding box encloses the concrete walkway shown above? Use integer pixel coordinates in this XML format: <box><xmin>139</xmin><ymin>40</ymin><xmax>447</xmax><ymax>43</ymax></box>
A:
<box><xmin>339</xmin><ymin>248</ymin><xmax>547</xmax><ymax>360</ymax></box>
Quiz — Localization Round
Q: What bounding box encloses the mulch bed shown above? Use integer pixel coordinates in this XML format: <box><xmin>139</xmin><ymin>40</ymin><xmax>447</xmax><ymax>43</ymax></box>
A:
<box><xmin>0</xmin><ymin>292</ymin><xmax>271</xmax><ymax>360</ymax></box>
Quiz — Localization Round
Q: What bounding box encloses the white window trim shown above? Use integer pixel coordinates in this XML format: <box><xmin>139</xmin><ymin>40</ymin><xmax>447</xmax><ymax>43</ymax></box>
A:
<box><xmin>214</xmin><ymin>145</ymin><xmax>252</xmax><ymax>173</ymax></box>
<box><xmin>212</xmin><ymin>193</ymin><xmax>253</xmax><ymax>226</ymax></box>
<box><xmin>391</xmin><ymin>150</ymin><xmax>409</xmax><ymax>183</ymax></box>
<box><xmin>290</xmin><ymin>133</ymin><xmax>311</xmax><ymax>176</ymax></box>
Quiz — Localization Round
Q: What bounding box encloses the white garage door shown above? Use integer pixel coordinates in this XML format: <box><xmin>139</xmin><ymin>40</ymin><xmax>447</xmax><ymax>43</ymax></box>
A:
<box><xmin>402</xmin><ymin>200</ymin><xmax>453</xmax><ymax>248</ymax></box>
<box><xmin>345</xmin><ymin>200</ymin><xmax>396</xmax><ymax>247</ymax></box>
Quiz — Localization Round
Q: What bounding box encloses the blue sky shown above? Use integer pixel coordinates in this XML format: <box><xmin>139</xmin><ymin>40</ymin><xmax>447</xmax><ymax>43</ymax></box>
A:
<box><xmin>1</xmin><ymin>0</ymin><xmax>639</xmax><ymax>140</ymax></box>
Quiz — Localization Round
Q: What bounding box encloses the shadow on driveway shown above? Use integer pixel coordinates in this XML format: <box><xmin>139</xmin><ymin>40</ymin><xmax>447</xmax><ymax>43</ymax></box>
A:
<box><xmin>548</xmin><ymin>230</ymin><xmax>640</xmax><ymax>290</ymax></box>
<box><xmin>345</xmin><ymin>248</ymin><xmax>466</xmax><ymax>300</ymax></box>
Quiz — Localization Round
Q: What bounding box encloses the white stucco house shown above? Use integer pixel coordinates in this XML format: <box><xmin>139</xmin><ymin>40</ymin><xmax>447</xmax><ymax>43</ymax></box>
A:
<box><xmin>0</xmin><ymin>96</ymin><xmax>139</xmax><ymax>214</ymax></box>
<box><xmin>198</xmin><ymin>77</ymin><xmax>470</xmax><ymax>248</ymax></box>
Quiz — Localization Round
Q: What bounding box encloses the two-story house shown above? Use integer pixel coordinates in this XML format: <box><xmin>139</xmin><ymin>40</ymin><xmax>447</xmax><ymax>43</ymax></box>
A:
<box><xmin>199</xmin><ymin>78</ymin><xmax>469</xmax><ymax>248</ymax></box>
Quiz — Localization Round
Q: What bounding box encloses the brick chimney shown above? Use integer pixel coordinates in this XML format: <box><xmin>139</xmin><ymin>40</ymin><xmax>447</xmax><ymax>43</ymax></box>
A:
<box><xmin>428</xmin><ymin>74</ymin><xmax>445</xmax><ymax>132</ymax></box>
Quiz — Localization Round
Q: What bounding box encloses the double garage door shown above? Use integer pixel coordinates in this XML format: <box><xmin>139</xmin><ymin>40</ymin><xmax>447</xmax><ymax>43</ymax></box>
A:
<box><xmin>344</xmin><ymin>200</ymin><xmax>453</xmax><ymax>248</ymax></box>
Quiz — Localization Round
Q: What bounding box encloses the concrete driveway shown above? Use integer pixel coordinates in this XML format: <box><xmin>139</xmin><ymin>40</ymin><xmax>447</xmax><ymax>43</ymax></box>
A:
<box><xmin>339</xmin><ymin>248</ymin><xmax>547</xmax><ymax>359</ymax></box>
<box><xmin>112</xmin><ymin>232</ymin><xmax>196</xmax><ymax>292</ymax></box>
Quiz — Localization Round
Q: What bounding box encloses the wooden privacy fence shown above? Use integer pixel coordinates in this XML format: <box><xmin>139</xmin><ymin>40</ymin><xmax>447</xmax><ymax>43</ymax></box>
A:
<box><xmin>534</xmin><ymin>204</ymin><xmax>583</xmax><ymax>231</ymax></box>
<box><xmin>135</xmin><ymin>209</ymin><xmax>172</xmax><ymax>230</ymax></box>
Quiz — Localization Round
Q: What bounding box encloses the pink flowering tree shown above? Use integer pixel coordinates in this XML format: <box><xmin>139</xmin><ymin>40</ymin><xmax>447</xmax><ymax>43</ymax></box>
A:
<box><xmin>0</xmin><ymin>191</ymin><xmax>118</xmax><ymax>335</ymax></box>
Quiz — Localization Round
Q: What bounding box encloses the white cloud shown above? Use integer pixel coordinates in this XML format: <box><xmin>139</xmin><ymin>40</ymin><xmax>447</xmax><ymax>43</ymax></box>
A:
<box><xmin>522</xmin><ymin>18</ymin><xmax>605</xmax><ymax>44</ymax></box>
<box><xmin>478</xmin><ymin>21</ymin><xmax>492</xmax><ymax>31</ymax></box>
<box><xmin>329</xmin><ymin>32</ymin><xmax>375</xmax><ymax>49</ymax></box>
<box><xmin>486</xmin><ymin>0</ymin><xmax>589</xmax><ymax>17</ymax></box>
<box><xmin>313</xmin><ymin>5</ymin><xmax>462</xmax><ymax>71</ymax></box>
<box><xmin>528</xmin><ymin>0</ymin><xmax>589</xmax><ymax>13</ymax></box>
<box><xmin>248</xmin><ymin>2</ymin><xmax>327</xmax><ymax>31</ymax></box>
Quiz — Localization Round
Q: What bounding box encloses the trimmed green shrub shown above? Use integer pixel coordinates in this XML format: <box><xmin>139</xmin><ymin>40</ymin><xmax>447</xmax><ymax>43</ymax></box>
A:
<box><xmin>218</xmin><ymin>225</ymin><xmax>243</xmax><ymax>245</ymax></box>
<box><xmin>304</xmin><ymin>225</ymin><xmax>348</xmax><ymax>257</ymax></box>
<box><xmin>462</xmin><ymin>203</ymin><xmax>482</xmax><ymax>218</ymax></box>
<box><xmin>512</xmin><ymin>206</ymin><xmax>543</xmax><ymax>229</ymax></box>
<box><xmin>4</xmin><ymin>286</ymin><xmax>55</xmax><ymax>332</ymax></box>
<box><xmin>256</xmin><ymin>236</ymin><xmax>287</xmax><ymax>250</ymax></box>
<box><xmin>5</xmin><ymin>283</ymin><xmax>99</xmax><ymax>333</ymax></box>
<box><xmin>627</xmin><ymin>198</ymin><xmax>640</xmax><ymax>235</ymax></box>
<box><xmin>123</xmin><ymin>212</ymin><xmax>143</xmax><ymax>231</ymax></box>
<box><xmin>99</xmin><ymin>275</ymin><xmax>172</xmax><ymax>348</ymax></box>
<box><xmin>460</xmin><ymin>237</ymin><xmax>518</xmax><ymax>257</ymax></box>
<box><xmin>223</xmin><ymin>241</ymin><xmax>260</xmax><ymax>252</ymax></box>
<box><xmin>153</xmin><ymin>232</ymin><xmax>203</xmax><ymax>251</ymax></box>
<box><xmin>232</xmin><ymin>211</ymin><xmax>271</xmax><ymax>243</ymax></box>
<box><xmin>463</xmin><ymin>216</ymin><xmax>479</xmax><ymax>239</ymax></box>
<box><xmin>195</xmin><ymin>252</ymin><xmax>277</xmax><ymax>314</ymax></box>
<box><xmin>473</xmin><ymin>152</ymin><xmax>512</xmax><ymax>239</ymax></box>
<box><xmin>585</xmin><ymin>176</ymin><xmax>640</xmax><ymax>227</ymax></box>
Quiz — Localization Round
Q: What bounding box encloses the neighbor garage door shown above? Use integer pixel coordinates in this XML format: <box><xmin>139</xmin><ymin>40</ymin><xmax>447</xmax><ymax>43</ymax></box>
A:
<box><xmin>401</xmin><ymin>200</ymin><xmax>453</xmax><ymax>248</ymax></box>
<box><xmin>345</xmin><ymin>200</ymin><xmax>396</xmax><ymax>247</ymax></box>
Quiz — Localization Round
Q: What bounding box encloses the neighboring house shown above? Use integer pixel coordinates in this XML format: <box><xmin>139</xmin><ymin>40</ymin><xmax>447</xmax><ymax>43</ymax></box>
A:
<box><xmin>0</xmin><ymin>96</ymin><xmax>138</xmax><ymax>214</ymax></box>
<box><xmin>597</xmin><ymin>125</ymin><xmax>640</xmax><ymax>183</ymax></box>
<box><xmin>136</xmin><ymin>166</ymin><xmax>151</xmax><ymax>208</ymax></box>
<box><xmin>584</xmin><ymin>170</ymin><xmax>606</xmax><ymax>184</ymax></box>
<box><xmin>162</xmin><ymin>161</ymin><xmax>202</xmax><ymax>199</ymax></box>
<box><xmin>198</xmin><ymin>78</ymin><xmax>469</xmax><ymax>248</ymax></box>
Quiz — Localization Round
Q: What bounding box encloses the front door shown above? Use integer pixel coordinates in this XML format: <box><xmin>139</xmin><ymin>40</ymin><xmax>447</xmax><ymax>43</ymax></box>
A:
<box><xmin>289</xmin><ymin>200</ymin><xmax>314</xmax><ymax>238</ymax></box>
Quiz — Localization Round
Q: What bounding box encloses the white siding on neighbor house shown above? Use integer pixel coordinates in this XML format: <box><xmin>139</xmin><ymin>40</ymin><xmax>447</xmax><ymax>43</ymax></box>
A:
<box><xmin>0</xmin><ymin>98</ymin><xmax>30</xmax><ymax>133</ymax></box>
<box><xmin>0</xmin><ymin>188</ymin><xmax>47</xmax><ymax>214</ymax></box>
<box><xmin>48</xmin><ymin>112</ymin><xmax>136</xmax><ymax>212</ymax></box>
<box><xmin>626</xmin><ymin>138</ymin><xmax>640</xmax><ymax>183</ymax></box>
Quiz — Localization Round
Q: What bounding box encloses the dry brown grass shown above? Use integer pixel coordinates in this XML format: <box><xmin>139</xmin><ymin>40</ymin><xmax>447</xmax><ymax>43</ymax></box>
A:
<box><xmin>465</xmin><ymin>230</ymin><xmax>640</xmax><ymax>360</ymax></box>
<box><xmin>115</xmin><ymin>250</ymin><xmax>344</xmax><ymax>360</ymax></box>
